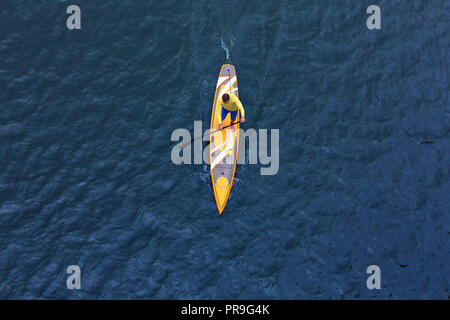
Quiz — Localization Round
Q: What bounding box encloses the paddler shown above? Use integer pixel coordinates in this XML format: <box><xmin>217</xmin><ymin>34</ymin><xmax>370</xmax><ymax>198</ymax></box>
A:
<box><xmin>217</xmin><ymin>93</ymin><xmax>246</xmax><ymax>131</ymax></box>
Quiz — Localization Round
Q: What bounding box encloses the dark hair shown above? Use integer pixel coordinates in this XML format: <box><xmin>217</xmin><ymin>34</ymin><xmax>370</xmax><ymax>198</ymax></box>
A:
<box><xmin>222</xmin><ymin>93</ymin><xmax>230</xmax><ymax>102</ymax></box>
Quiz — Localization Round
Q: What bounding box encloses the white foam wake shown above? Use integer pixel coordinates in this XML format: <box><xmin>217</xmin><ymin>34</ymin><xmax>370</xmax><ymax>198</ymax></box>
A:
<box><xmin>220</xmin><ymin>36</ymin><xmax>236</xmax><ymax>61</ymax></box>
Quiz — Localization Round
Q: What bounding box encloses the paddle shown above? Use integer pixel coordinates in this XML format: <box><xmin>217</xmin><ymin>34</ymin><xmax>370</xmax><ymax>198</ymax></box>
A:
<box><xmin>179</xmin><ymin>120</ymin><xmax>241</xmax><ymax>149</ymax></box>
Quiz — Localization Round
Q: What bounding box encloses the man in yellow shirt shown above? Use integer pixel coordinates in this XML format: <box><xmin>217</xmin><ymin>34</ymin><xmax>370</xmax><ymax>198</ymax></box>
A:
<box><xmin>217</xmin><ymin>93</ymin><xmax>246</xmax><ymax>130</ymax></box>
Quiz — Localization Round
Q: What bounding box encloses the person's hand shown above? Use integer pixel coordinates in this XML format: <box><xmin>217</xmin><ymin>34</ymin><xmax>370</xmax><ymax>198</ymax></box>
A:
<box><xmin>218</xmin><ymin>123</ymin><xmax>224</xmax><ymax>130</ymax></box>
<box><xmin>240</xmin><ymin>117</ymin><xmax>246</xmax><ymax>123</ymax></box>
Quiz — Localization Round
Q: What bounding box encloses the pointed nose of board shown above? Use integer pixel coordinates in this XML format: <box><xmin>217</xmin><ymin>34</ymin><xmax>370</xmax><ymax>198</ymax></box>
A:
<box><xmin>215</xmin><ymin>176</ymin><xmax>229</xmax><ymax>213</ymax></box>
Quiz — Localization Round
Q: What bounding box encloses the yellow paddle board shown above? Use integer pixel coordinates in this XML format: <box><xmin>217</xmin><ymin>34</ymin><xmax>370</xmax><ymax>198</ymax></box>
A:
<box><xmin>210</xmin><ymin>64</ymin><xmax>240</xmax><ymax>215</ymax></box>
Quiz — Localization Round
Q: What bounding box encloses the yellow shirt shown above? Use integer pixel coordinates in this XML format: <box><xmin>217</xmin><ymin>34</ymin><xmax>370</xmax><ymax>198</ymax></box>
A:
<box><xmin>216</xmin><ymin>94</ymin><xmax>245</xmax><ymax>124</ymax></box>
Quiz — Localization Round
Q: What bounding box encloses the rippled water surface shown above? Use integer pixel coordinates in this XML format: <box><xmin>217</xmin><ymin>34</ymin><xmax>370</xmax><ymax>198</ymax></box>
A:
<box><xmin>0</xmin><ymin>1</ymin><xmax>448</xmax><ymax>299</ymax></box>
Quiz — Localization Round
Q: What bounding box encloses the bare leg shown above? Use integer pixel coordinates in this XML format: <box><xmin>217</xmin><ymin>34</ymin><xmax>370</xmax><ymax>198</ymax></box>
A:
<box><xmin>230</xmin><ymin>116</ymin><xmax>238</xmax><ymax>132</ymax></box>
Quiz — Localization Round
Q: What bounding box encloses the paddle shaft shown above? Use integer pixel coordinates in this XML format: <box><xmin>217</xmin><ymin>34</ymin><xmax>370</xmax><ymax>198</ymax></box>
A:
<box><xmin>180</xmin><ymin>120</ymin><xmax>241</xmax><ymax>149</ymax></box>
<box><xmin>211</xmin><ymin>120</ymin><xmax>241</xmax><ymax>135</ymax></box>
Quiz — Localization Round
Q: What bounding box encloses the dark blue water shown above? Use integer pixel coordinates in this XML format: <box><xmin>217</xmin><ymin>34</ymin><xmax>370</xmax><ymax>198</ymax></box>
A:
<box><xmin>0</xmin><ymin>0</ymin><xmax>448</xmax><ymax>299</ymax></box>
